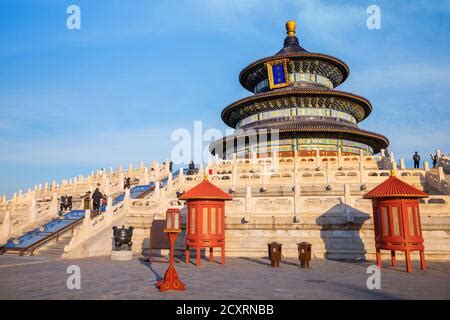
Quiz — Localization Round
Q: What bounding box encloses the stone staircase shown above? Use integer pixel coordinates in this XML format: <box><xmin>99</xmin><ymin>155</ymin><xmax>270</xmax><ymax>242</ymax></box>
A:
<box><xmin>36</xmin><ymin>234</ymin><xmax>72</xmax><ymax>257</ymax></box>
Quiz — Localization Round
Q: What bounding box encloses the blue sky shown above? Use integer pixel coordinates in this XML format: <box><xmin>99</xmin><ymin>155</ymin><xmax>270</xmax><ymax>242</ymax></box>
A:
<box><xmin>1</xmin><ymin>0</ymin><xmax>449</xmax><ymax>196</ymax></box>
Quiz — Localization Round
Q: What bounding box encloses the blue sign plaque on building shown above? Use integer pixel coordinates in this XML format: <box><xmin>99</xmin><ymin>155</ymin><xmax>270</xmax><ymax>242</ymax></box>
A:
<box><xmin>266</xmin><ymin>59</ymin><xmax>289</xmax><ymax>89</ymax></box>
<box><xmin>272</xmin><ymin>64</ymin><xmax>286</xmax><ymax>84</ymax></box>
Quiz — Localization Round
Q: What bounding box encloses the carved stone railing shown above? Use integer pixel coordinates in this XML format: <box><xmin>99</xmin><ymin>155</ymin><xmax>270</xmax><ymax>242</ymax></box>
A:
<box><xmin>426</xmin><ymin>170</ymin><xmax>450</xmax><ymax>195</ymax></box>
<box><xmin>63</xmin><ymin>197</ymin><xmax>125</xmax><ymax>257</ymax></box>
<box><xmin>439</xmin><ymin>156</ymin><xmax>450</xmax><ymax>172</ymax></box>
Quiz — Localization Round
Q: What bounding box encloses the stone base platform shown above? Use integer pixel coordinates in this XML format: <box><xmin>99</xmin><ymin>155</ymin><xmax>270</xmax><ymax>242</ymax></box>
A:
<box><xmin>110</xmin><ymin>250</ymin><xmax>133</xmax><ymax>261</ymax></box>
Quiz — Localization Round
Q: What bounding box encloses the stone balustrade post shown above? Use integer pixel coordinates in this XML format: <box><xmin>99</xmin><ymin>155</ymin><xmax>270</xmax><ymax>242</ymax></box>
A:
<box><xmin>50</xmin><ymin>192</ymin><xmax>58</xmax><ymax>218</ymax></box>
<box><xmin>244</xmin><ymin>186</ymin><xmax>252</xmax><ymax>223</ymax></box>
<box><xmin>438</xmin><ymin>166</ymin><xmax>445</xmax><ymax>181</ymax></box>
<box><xmin>251</xmin><ymin>150</ymin><xmax>257</xmax><ymax>165</ymax></box>
<box><xmin>294</xmin><ymin>184</ymin><xmax>301</xmax><ymax>220</ymax></box>
<box><xmin>83</xmin><ymin>209</ymin><xmax>92</xmax><ymax>238</ymax></box>
<box><xmin>400</xmin><ymin>158</ymin><xmax>406</xmax><ymax>170</ymax></box>
<box><xmin>344</xmin><ymin>184</ymin><xmax>353</xmax><ymax>222</ymax></box>
<box><xmin>154</xmin><ymin>179</ymin><xmax>160</xmax><ymax>199</ymax></box>
<box><xmin>389</xmin><ymin>152</ymin><xmax>396</xmax><ymax>169</ymax></box>
<box><xmin>128</xmin><ymin>163</ymin><xmax>133</xmax><ymax>178</ymax></box>
<box><xmin>337</xmin><ymin>147</ymin><xmax>342</xmax><ymax>167</ymax></box>
<box><xmin>27</xmin><ymin>191</ymin><xmax>38</xmax><ymax>228</ymax></box>
<box><xmin>151</xmin><ymin>160</ymin><xmax>157</xmax><ymax>171</ymax></box>
<box><xmin>142</xmin><ymin>167</ymin><xmax>150</xmax><ymax>185</ymax></box>
<box><xmin>0</xmin><ymin>211</ymin><xmax>12</xmax><ymax>243</ymax></box>
<box><xmin>104</xmin><ymin>178</ymin><xmax>111</xmax><ymax>196</ymax></box>
<box><xmin>106</xmin><ymin>196</ymin><xmax>113</xmax><ymax>224</ymax></box>
<box><xmin>326</xmin><ymin>160</ymin><xmax>333</xmax><ymax>184</ymax></box>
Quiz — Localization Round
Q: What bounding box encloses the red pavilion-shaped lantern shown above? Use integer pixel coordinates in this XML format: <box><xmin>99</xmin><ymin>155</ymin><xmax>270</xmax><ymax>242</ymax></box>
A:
<box><xmin>179</xmin><ymin>177</ymin><xmax>232</xmax><ymax>266</ymax></box>
<box><xmin>363</xmin><ymin>172</ymin><xmax>429</xmax><ymax>272</ymax></box>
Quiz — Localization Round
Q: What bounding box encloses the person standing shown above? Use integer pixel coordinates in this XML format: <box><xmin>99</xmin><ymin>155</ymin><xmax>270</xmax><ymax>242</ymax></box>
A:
<box><xmin>92</xmin><ymin>188</ymin><xmax>103</xmax><ymax>215</ymax></box>
<box><xmin>413</xmin><ymin>152</ymin><xmax>421</xmax><ymax>169</ymax></box>
<box><xmin>430</xmin><ymin>153</ymin><xmax>438</xmax><ymax>168</ymax></box>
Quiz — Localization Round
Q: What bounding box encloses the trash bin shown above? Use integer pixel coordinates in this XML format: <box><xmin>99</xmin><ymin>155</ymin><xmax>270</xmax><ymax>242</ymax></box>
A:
<box><xmin>298</xmin><ymin>242</ymin><xmax>312</xmax><ymax>268</ymax></box>
<box><xmin>268</xmin><ymin>242</ymin><xmax>282</xmax><ymax>267</ymax></box>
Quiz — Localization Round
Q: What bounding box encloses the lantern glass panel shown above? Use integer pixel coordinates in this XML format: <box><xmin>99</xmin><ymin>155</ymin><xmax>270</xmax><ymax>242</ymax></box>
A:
<box><xmin>190</xmin><ymin>208</ymin><xmax>196</xmax><ymax>234</ymax></box>
<box><xmin>202</xmin><ymin>207</ymin><xmax>208</xmax><ymax>235</ymax></box>
<box><xmin>392</xmin><ymin>206</ymin><xmax>400</xmax><ymax>236</ymax></box>
<box><xmin>211</xmin><ymin>207</ymin><xmax>216</xmax><ymax>234</ymax></box>
<box><xmin>167</xmin><ymin>212</ymin><xmax>173</xmax><ymax>230</ymax></box>
<box><xmin>381</xmin><ymin>207</ymin><xmax>389</xmax><ymax>236</ymax></box>
<box><xmin>408</xmin><ymin>207</ymin><xmax>415</xmax><ymax>236</ymax></box>
<box><xmin>174</xmin><ymin>212</ymin><xmax>179</xmax><ymax>230</ymax></box>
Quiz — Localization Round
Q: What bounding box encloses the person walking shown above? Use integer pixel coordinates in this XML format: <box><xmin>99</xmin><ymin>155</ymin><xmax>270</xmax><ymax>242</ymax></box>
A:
<box><xmin>413</xmin><ymin>152</ymin><xmax>421</xmax><ymax>169</ymax></box>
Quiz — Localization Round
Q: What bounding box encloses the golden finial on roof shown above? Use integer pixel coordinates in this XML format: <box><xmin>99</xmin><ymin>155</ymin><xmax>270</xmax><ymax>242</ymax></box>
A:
<box><xmin>204</xmin><ymin>172</ymin><xmax>209</xmax><ymax>181</ymax></box>
<box><xmin>286</xmin><ymin>20</ymin><xmax>296</xmax><ymax>37</ymax></box>
<box><xmin>390</xmin><ymin>169</ymin><xmax>397</xmax><ymax>177</ymax></box>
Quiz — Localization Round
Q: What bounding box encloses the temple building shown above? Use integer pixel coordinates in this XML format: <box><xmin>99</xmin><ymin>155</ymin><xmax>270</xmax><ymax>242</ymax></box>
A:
<box><xmin>210</xmin><ymin>21</ymin><xmax>389</xmax><ymax>158</ymax></box>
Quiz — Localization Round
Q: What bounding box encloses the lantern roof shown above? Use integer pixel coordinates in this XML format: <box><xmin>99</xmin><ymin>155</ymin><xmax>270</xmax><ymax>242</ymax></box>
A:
<box><xmin>179</xmin><ymin>178</ymin><xmax>232</xmax><ymax>201</ymax></box>
<box><xmin>363</xmin><ymin>174</ymin><xmax>429</xmax><ymax>199</ymax></box>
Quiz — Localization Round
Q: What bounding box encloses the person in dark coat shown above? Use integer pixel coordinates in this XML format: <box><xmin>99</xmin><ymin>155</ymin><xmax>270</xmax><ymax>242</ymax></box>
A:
<box><xmin>92</xmin><ymin>188</ymin><xmax>102</xmax><ymax>214</ymax></box>
<box><xmin>413</xmin><ymin>152</ymin><xmax>421</xmax><ymax>169</ymax></box>
<box><xmin>188</xmin><ymin>160</ymin><xmax>195</xmax><ymax>175</ymax></box>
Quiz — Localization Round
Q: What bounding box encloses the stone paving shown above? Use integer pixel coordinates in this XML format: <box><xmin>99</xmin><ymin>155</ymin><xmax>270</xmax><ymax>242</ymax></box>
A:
<box><xmin>0</xmin><ymin>254</ymin><xmax>449</xmax><ymax>299</ymax></box>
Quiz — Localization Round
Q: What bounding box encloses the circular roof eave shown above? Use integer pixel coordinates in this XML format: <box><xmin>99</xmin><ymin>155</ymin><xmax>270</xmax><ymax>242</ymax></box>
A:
<box><xmin>221</xmin><ymin>88</ymin><xmax>372</xmax><ymax>128</ymax></box>
<box><xmin>239</xmin><ymin>52</ymin><xmax>350</xmax><ymax>91</ymax></box>
<box><xmin>209</xmin><ymin>126</ymin><xmax>389</xmax><ymax>155</ymax></box>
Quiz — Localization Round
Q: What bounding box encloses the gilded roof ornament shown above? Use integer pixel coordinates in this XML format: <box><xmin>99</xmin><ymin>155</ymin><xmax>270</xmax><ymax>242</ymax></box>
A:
<box><xmin>286</xmin><ymin>20</ymin><xmax>296</xmax><ymax>37</ymax></box>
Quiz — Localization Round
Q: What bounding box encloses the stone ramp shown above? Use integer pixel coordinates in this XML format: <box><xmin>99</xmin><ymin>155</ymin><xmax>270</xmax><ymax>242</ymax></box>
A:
<box><xmin>0</xmin><ymin>185</ymin><xmax>152</xmax><ymax>257</ymax></box>
<box><xmin>0</xmin><ymin>210</ymin><xmax>85</xmax><ymax>256</ymax></box>
<box><xmin>36</xmin><ymin>234</ymin><xmax>72</xmax><ymax>256</ymax></box>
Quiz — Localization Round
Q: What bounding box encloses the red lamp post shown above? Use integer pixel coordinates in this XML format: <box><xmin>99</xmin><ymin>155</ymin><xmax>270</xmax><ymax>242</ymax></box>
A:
<box><xmin>363</xmin><ymin>172</ymin><xmax>429</xmax><ymax>273</ymax></box>
<box><xmin>156</xmin><ymin>208</ymin><xmax>186</xmax><ymax>292</ymax></box>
